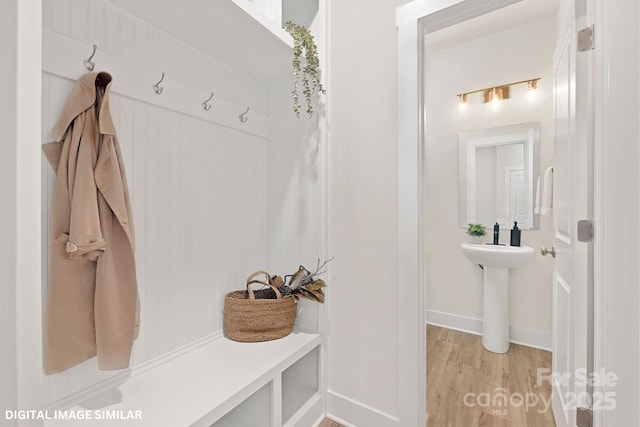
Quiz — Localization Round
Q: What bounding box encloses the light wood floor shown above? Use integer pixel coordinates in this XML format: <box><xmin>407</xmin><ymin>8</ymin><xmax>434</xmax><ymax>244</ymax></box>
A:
<box><xmin>319</xmin><ymin>325</ymin><xmax>555</xmax><ymax>427</ymax></box>
<box><xmin>426</xmin><ymin>325</ymin><xmax>556</xmax><ymax>427</ymax></box>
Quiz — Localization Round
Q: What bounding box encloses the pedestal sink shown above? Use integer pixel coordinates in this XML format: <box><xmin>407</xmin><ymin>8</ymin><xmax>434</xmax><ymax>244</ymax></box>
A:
<box><xmin>461</xmin><ymin>243</ymin><xmax>535</xmax><ymax>353</ymax></box>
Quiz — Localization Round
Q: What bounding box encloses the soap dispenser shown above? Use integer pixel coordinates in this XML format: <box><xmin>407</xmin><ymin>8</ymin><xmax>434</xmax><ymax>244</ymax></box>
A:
<box><xmin>510</xmin><ymin>221</ymin><xmax>521</xmax><ymax>247</ymax></box>
<box><xmin>493</xmin><ymin>222</ymin><xmax>500</xmax><ymax>245</ymax></box>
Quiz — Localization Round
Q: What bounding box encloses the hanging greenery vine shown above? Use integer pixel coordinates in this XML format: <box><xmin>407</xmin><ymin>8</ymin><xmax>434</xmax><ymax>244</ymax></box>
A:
<box><xmin>284</xmin><ymin>21</ymin><xmax>326</xmax><ymax>118</ymax></box>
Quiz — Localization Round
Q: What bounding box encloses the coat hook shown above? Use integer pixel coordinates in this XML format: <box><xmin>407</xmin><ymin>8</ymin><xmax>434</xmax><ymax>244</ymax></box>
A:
<box><xmin>84</xmin><ymin>44</ymin><xmax>97</xmax><ymax>71</ymax></box>
<box><xmin>202</xmin><ymin>92</ymin><xmax>214</xmax><ymax>111</ymax></box>
<box><xmin>153</xmin><ymin>72</ymin><xmax>165</xmax><ymax>95</ymax></box>
<box><xmin>239</xmin><ymin>107</ymin><xmax>250</xmax><ymax>123</ymax></box>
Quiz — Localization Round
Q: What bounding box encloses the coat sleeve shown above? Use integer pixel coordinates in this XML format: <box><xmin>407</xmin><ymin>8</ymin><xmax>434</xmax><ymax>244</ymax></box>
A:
<box><xmin>42</xmin><ymin>142</ymin><xmax>63</xmax><ymax>173</ymax></box>
<box><xmin>66</xmin><ymin>116</ymin><xmax>107</xmax><ymax>261</ymax></box>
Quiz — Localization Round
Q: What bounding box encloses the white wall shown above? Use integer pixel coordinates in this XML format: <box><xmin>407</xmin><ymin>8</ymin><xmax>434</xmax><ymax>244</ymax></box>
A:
<box><xmin>41</xmin><ymin>0</ymin><xmax>268</xmax><ymax>404</ymax></box>
<box><xmin>265</xmin><ymin>3</ymin><xmax>327</xmax><ymax>332</ymax></box>
<box><xmin>424</xmin><ymin>17</ymin><xmax>556</xmax><ymax>347</ymax></box>
<box><xmin>38</xmin><ymin>0</ymin><xmax>324</xmax><ymax>409</ymax></box>
<box><xmin>0</xmin><ymin>1</ymin><xmax>19</xmax><ymax>421</ymax></box>
<box><xmin>327</xmin><ymin>0</ymin><xmax>412</xmax><ymax>424</ymax></box>
<box><xmin>266</xmin><ymin>77</ymin><xmax>324</xmax><ymax>330</ymax></box>
<box><xmin>1</xmin><ymin>0</ymin><xmax>44</xmax><ymax>422</ymax></box>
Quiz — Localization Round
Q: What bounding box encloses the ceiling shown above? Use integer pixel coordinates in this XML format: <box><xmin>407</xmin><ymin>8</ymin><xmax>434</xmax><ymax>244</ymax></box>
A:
<box><xmin>425</xmin><ymin>0</ymin><xmax>560</xmax><ymax>50</ymax></box>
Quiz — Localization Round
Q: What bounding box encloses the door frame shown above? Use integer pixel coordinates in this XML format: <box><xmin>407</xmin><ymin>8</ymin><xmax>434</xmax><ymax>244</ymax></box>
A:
<box><xmin>396</xmin><ymin>1</ymin><xmax>537</xmax><ymax>423</ymax></box>
<box><xmin>592</xmin><ymin>0</ymin><xmax>640</xmax><ymax>426</ymax></box>
<box><xmin>397</xmin><ymin>0</ymin><xmax>639</xmax><ymax>425</ymax></box>
<box><xmin>4</xmin><ymin>0</ymin><xmax>45</xmax><ymax>421</ymax></box>
<box><xmin>396</xmin><ymin>1</ymin><xmax>517</xmax><ymax>423</ymax></box>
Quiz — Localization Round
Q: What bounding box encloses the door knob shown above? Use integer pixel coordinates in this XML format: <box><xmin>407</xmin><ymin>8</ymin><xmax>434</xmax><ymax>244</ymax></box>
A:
<box><xmin>541</xmin><ymin>246</ymin><xmax>556</xmax><ymax>258</ymax></box>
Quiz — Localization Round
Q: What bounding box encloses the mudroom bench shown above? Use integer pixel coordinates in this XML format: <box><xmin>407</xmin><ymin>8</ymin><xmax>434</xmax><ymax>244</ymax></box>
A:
<box><xmin>45</xmin><ymin>331</ymin><xmax>322</xmax><ymax>427</ymax></box>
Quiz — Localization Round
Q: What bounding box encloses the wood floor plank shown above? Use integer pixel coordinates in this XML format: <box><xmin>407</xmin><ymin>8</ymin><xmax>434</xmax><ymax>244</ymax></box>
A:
<box><xmin>317</xmin><ymin>419</ymin><xmax>344</xmax><ymax>427</ymax></box>
<box><xmin>426</xmin><ymin>325</ymin><xmax>556</xmax><ymax>427</ymax></box>
<box><xmin>321</xmin><ymin>325</ymin><xmax>554</xmax><ymax>427</ymax></box>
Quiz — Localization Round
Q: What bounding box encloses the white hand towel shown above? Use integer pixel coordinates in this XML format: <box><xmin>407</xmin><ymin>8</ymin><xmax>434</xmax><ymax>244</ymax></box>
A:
<box><xmin>534</xmin><ymin>175</ymin><xmax>541</xmax><ymax>214</ymax></box>
<box><xmin>540</xmin><ymin>166</ymin><xmax>553</xmax><ymax>215</ymax></box>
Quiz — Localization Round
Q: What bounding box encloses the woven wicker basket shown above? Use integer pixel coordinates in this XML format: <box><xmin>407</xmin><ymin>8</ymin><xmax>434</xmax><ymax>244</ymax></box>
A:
<box><xmin>224</xmin><ymin>271</ymin><xmax>297</xmax><ymax>342</ymax></box>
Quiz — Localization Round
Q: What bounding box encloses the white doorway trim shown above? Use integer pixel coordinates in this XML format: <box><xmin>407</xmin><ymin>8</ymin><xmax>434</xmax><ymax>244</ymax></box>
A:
<box><xmin>8</xmin><ymin>0</ymin><xmax>44</xmax><ymax>418</ymax></box>
<box><xmin>396</xmin><ymin>1</ymin><xmax>525</xmax><ymax>423</ymax></box>
<box><xmin>592</xmin><ymin>0</ymin><xmax>640</xmax><ymax>425</ymax></box>
<box><xmin>397</xmin><ymin>14</ymin><xmax>426</xmax><ymax>426</ymax></box>
<box><xmin>397</xmin><ymin>2</ymin><xmax>464</xmax><ymax>424</ymax></box>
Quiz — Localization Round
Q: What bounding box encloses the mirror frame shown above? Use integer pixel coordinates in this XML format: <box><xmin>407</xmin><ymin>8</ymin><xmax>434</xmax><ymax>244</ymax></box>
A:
<box><xmin>458</xmin><ymin>122</ymin><xmax>540</xmax><ymax>230</ymax></box>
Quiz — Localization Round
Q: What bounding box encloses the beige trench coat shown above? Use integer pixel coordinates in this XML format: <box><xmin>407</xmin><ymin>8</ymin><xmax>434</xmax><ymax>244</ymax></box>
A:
<box><xmin>43</xmin><ymin>72</ymin><xmax>139</xmax><ymax>374</ymax></box>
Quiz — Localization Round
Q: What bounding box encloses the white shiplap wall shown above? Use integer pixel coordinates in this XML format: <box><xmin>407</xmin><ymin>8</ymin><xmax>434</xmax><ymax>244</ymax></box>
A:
<box><xmin>41</xmin><ymin>0</ymin><xmax>271</xmax><ymax>405</ymax></box>
<box><xmin>266</xmin><ymin>76</ymin><xmax>325</xmax><ymax>330</ymax></box>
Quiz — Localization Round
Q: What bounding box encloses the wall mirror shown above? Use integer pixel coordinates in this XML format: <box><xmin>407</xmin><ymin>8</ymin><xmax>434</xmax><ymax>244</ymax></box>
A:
<box><xmin>458</xmin><ymin>122</ymin><xmax>540</xmax><ymax>230</ymax></box>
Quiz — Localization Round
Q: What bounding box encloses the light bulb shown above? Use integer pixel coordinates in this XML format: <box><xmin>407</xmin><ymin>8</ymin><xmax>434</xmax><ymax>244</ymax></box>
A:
<box><xmin>492</xmin><ymin>87</ymin><xmax>503</xmax><ymax>104</ymax></box>
<box><xmin>458</xmin><ymin>94</ymin><xmax>468</xmax><ymax>111</ymax></box>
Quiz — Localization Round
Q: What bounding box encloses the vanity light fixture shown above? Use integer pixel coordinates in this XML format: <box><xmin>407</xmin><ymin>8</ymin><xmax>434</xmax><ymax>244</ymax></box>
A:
<box><xmin>458</xmin><ymin>93</ymin><xmax>468</xmax><ymax>110</ymax></box>
<box><xmin>457</xmin><ymin>77</ymin><xmax>540</xmax><ymax>106</ymax></box>
<box><xmin>483</xmin><ymin>86</ymin><xmax>509</xmax><ymax>103</ymax></box>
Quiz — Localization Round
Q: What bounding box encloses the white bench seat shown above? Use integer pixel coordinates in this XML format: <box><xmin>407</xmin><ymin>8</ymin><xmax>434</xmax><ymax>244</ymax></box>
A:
<box><xmin>45</xmin><ymin>331</ymin><xmax>321</xmax><ymax>427</ymax></box>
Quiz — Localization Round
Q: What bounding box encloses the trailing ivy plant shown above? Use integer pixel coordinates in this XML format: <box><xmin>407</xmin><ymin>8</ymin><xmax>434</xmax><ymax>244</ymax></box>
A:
<box><xmin>284</xmin><ymin>21</ymin><xmax>326</xmax><ymax>118</ymax></box>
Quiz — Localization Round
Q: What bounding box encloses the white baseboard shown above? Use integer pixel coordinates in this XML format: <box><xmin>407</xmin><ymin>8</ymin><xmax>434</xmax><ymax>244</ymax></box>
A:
<box><xmin>426</xmin><ymin>309</ymin><xmax>551</xmax><ymax>351</ymax></box>
<box><xmin>311</xmin><ymin>415</ymin><xmax>329</xmax><ymax>427</ymax></box>
<box><xmin>327</xmin><ymin>390</ymin><xmax>399</xmax><ymax>427</ymax></box>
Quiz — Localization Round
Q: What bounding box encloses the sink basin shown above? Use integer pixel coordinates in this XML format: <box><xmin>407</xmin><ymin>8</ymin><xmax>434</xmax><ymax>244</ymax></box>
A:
<box><xmin>461</xmin><ymin>242</ymin><xmax>535</xmax><ymax>268</ymax></box>
<box><xmin>461</xmin><ymin>242</ymin><xmax>535</xmax><ymax>353</ymax></box>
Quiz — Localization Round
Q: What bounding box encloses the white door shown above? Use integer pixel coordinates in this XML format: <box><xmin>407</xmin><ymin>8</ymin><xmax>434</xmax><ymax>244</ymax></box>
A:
<box><xmin>551</xmin><ymin>0</ymin><xmax>592</xmax><ymax>426</ymax></box>
<box><xmin>504</xmin><ymin>167</ymin><xmax>527</xmax><ymax>228</ymax></box>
